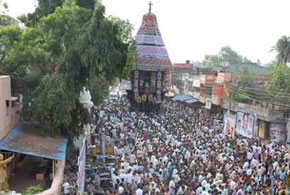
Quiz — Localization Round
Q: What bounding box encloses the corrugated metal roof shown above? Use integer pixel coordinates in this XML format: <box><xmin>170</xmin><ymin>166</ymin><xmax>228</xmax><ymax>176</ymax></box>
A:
<box><xmin>172</xmin><ymin>94</ymin><xmax>194</xmax><ymax>102</ymax></box>
<box><xmin>0</xmin><ymin>123</ymin><xmax>67</xmax><ymax>160</ymax></box>
<box><xmin>185</xmin><ymin>99</ymin><xmax>199</xmax><ymax>104</ymax></box>
<box><xmin>173</xmin><ymin>63</ymin><xmax>193</xmax><ymax>70</ymax></box>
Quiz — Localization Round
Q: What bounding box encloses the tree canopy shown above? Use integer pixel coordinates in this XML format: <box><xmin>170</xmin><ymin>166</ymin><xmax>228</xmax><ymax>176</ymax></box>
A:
<box><xmin>227</xmin><ymin>65</ymin><xmax>256</xmax><ymax>103</ymax></box>
<box><xmin>267</xmin><ymin>63</ymin><xmax>290</xmax><ymax>107</ymax></box>
<box><xmin>273</xmin><ymin>36</ymin><xmax>290</xmax><ymax>65</ymax></box>
<box><xmin>201</xmin><ymin>46</ymin><xmax>253</xmax><ymax>67</ymax></box>
<box><xmin>267</xmin><ymin>36</ymin><xmax>290</xmax><ymax>108</ymax></box>
<box><xmin>0</xmin><ymin>0</ymin><xmax>133</xmax><ymax>145</ymax></box>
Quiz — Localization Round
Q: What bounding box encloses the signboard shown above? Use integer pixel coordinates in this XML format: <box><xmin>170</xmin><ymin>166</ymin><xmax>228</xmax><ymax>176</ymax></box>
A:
<box><xmin>193</xmin><ymin>80</ymin><xmax>200</xmax><ymax>88</ymax></box>
<box><xmin>235</xmin><ymin>111</ymin><xmax>255</xmax><ymax>138</ymax></box>
<box><xmin>77</xmin><ymin>138</ymin><xmax>86</xmax><ymax>193</ymax></box>
<box><xmin>205</xmin><ymin>98</ymin><xmax>211</xmax><ymax>109</ymax></box>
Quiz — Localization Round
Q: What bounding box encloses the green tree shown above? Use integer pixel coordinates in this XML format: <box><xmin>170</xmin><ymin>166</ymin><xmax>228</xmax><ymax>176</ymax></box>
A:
<box><xmin>267</xmin><ymin>63</ymin><xmax>290</xmax><ymax>106</ymax></box>
<box><xmin>19</xmin><ymin>0</ymin><xmax>64</xmax><ymax>27</ymax></box>
<box><xmin>201</xmin><ymin>46</ymin><xmax>253</xmax><ymax>67</ymax></box>
<box><xmin>219</xmin><ymin>46</ymin><xmax>243</xmax><ymax>64</ymax></box>
<box><xmin>228</xmin><ymin>65</ymin><xmax>256</xmax><ymax>103</ymax></box>
<box><xmin>76</xmin><ymin>0</ymin><xmax>95</xmax><ymax>9</ymax></box>
<box><xmin>267</xmin><ymin>36</ymin><xmax>290</xmax><ymax>107</ymax></box>
<box><xmin>0</xmin><ymin>0</ymin><xmax>133</xmax><ymax>145</ymax></box>
<box><xmin>0</xmin><ymin>15</ymin><xmax>13</xmax><ymax>26</ymax></box>
<box><xmin>107</xmin><ymin>16</ymin><xmax>135</xmax><ymax>81</ymax></box>
<box><xmin>273</xmin><ymin>36</ymin><xmax>290</xmax><ymax>65</ymax></box>
<box><xmin>202</xmin><ymin>54</ymin><xmax>221</xmax><ymax>67</ymax></box>
<box><xmin>0</xmin><ymin>26</ymin><xmax>22</xmax><ymax>63</ymax></box>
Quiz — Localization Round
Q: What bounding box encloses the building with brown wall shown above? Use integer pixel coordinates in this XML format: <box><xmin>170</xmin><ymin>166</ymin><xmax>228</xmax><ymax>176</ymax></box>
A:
<box><xmin>180</xmin><ymin>63</ymin><xmax>287</xmax><ymax>142</ymax></box>
<box><xmin>171</xmin><ymin>61</ymin><xmax>194</xmax><ymax>93</ymax></box>
<box><xmin>0</xmin><ymin>75</ymin><xmax>22</xmax><ymax>139</ymax></box>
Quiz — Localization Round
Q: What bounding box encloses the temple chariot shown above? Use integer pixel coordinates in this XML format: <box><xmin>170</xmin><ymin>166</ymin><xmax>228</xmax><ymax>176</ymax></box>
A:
<box><xmin>127</xmin><ymin>2</ymin><xmax>172</xmax><ymax>112</ymax></box>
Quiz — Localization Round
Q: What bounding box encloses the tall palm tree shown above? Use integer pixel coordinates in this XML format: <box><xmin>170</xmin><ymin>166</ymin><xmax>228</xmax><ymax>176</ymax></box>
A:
<box><xmin>274</xmin><ymin>36</ymin><xmax>290</xmax><ymax>65</ymax></box>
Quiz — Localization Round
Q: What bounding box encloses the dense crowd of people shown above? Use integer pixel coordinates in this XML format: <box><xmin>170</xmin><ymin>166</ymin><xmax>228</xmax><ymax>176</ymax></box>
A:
<box><xmin>69</xmin><ymin>95</ymin><xmax>290</xmax><ymax>195</ymax></box>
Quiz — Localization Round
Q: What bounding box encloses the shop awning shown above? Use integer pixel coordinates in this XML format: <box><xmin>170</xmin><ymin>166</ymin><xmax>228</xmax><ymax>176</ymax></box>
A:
<box><xmin>7</xmin><ymin>96</ymin><xmax>18</xmax><ymax>101</ymax></box>
<box><xmin>165</xmin><ymin>92</ymin><xmax>175</xmax><ymax>97</ymax></box>
<box><xmin>172</xmin><ymin>94</ymin><xmax>194</xmax><ymax>102</ymax></box>
<box><xmin>185</xmin><ymin>98</ymin><xmax>199</xmax><ymax>104</ymax></box>
<box><xmin>0</xmin><ymin>123</ymin><xmax>67</xmax><ymax>161</ymax></box>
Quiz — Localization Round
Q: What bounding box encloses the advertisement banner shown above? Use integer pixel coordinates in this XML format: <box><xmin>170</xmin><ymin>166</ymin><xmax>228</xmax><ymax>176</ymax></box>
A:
<box><xmin>235</xmin><ymin>111</ymin><xmax>255</xmax><ymax>138</ymax></box>
<box><xmin>77</xmin><ymin>138</ymin><xmax>86</xmax><ymax>193</ymax></box>
<box><xmin>223</xmin><ymin>110</ymin><xmax>235</xmax><ymax>137</ymax></box>
<box><xmin>205</xmin><ymin>98</ymin><xmax>211</xmax><ymax>109</ymax></box>
<box><xmin>269</xmin><ymin>123</ymin><xmax>284</xmax><ymax>142</ymax></box>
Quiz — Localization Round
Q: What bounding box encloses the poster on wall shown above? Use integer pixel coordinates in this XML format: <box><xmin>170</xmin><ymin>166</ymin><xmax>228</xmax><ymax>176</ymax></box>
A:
<box><xmin>258</xmin><ymin>120</ymin><xmax>267</xmax><ymax>139</ymax></box>
<box><xmin>235</xmin><ymin>111</ymin><xmax>255</xmax><ymax>138</ymax></box>
<box><xmin>223</xmin><ymin>110</ymin><xmax>235</xmax><ymax>137</ymax></box>
<box><xmin>269</xmin><ymin>123</ymin><xmax>284</xmax><ymax>142</ymax></box>
<box><xmin>205</xmin><ymin>98</ymin><xmax>211</xmax><ymax>109</ymax></box>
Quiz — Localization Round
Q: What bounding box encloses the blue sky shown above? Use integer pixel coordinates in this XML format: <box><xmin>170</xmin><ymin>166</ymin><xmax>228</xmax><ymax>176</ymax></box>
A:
<box><xmin>4</xmin><ymin>0</ymin><xmax>290</xmax><ymax>64</ymax></box>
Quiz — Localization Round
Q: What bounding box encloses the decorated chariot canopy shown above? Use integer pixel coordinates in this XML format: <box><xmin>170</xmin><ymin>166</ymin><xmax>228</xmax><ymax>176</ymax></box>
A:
<box><xmin>135</xmin><ymin>1</ymin><xmax>172</xmax><ymax>72</ymax></box>
<box><xmin>130</xmin><ymin>2</ymin><xmax>172</xmax><ymax>110</ymax></box>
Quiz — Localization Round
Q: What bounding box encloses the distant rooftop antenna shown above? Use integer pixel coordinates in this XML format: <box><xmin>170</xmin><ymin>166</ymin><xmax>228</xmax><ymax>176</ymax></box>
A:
<box><xmin>148</xmin><ymin>1</ymin><xmax>153</xmax><ymax>13</ymax></box>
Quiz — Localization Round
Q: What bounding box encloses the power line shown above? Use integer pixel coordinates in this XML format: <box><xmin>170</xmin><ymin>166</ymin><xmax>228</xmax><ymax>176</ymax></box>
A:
<box><xmin>227</xmin><ymin>83</ymin><xmax>290</xmax><ymax>99</ymax></box>
<box><xmin>227</xmin><ymin>86</ymin><xmax>290</xmax><ymax>109</ymax></box>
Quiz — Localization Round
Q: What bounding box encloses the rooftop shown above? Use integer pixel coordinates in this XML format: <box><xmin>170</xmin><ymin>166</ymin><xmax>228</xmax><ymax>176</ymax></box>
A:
<box><xmin>173</xmin><ymin>63</ymin><xmax>194</xmax><ymax>70</ymax></box>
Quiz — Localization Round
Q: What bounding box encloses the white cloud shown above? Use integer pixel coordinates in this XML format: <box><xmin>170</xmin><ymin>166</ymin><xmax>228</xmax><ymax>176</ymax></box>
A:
<box><xmin>3</xmin><ymin>0</ymin><xmax>36</xmax><ymax>18</ymax></box>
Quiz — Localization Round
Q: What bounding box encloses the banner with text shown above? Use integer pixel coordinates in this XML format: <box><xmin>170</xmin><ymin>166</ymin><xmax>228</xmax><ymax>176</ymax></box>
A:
<box><xmin>235</xmin><ymin>111</ymin><xmax>255</xmax><ymax>138</ymax></box>
<box><xmin>223</xmin><ymin>110</ymin><xmax>235</xmax><ymax>137</ymax></box>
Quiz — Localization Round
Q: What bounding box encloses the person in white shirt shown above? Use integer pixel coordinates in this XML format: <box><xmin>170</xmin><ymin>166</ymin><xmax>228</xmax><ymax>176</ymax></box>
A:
<box><xmin>118</xmin><ymin>183</ymin><xmax>124</xmax><ymax>194</ymax></box>
<box><xmin>119</xmin><ymin>171</ymin><xmax>127</xmax><ymax>182</ymax></box>
<box><xmin>195</xmin><ymin>185</ymin><xmax>203</xmax><ymax>195</ymax></box>
<box><xmin>112</xmin><ymin>172</ymin><xmax>120</xmax><ymax>186</ymax></box>
<box><xmin>62</xmin><ymin>181</ymin><xmax>70</xmax><ymax>195</ymax></box>
<box><xmin>134</xmin><ymin>172</ymin><xmax>143</xmax><ymax>185</ymax></box>
<box><xmin>129</xmin><ymin>153</ymin><xmax>136</xmax><ymax>164</ymax></box>
<box><xmin>247</xmin><ymin>149</ymin><xmax>253</xmax><ymax>161</ymax></box>
<box><xmin>125</xmin><ymin>169</ymin><xmax>134</xmax><ymax>184</ymax></box>
<box><xmin>135</xmin><ymin>186</ymin><xmax>143</xmax><ymax>195</ymax></box>
<box><xmin>176</xmin><ymin>185</ymin><xmax>185</xmax><ymax>195</ymax></box>
<box><xmin>250</xmin><ymin>157</ymin><xmax>259</xmax><ymax>168</ymax></box>
<box><xmin>168</xmin><ymin>179</ymin><xmax>176</xmax><ymax>194</ymax></box>
<box><xmin>230</xmin><ymin>180</ymin><xmax>237</xmax><ymax>191</ymax></box>
<box><xmin>242</xmin><ymin>161</ymin><xmax>249</xmax><ymax>171</ymax></box>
